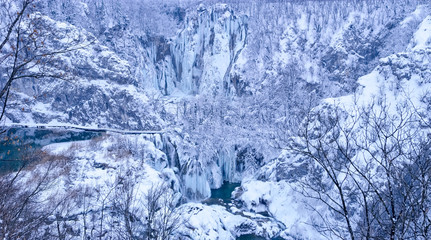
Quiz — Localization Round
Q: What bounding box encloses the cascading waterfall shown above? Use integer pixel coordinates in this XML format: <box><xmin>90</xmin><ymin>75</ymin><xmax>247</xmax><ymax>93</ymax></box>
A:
<box><xmin>142</xmin><ymin>132</ymin><xmax>266</xmax><ymax>200</ymax></box>
<box><xmin>217</xmin><ymin>146</ymin><xmax>237</xmax><ymax>182</ymax></box>
<box><xmin>148</xmin><ymin>4</ymin><xmax>248</xmax><ymax>96</ymax></box>
<box><xmin>182</xmin><ymin>158</ymin><xmax>211</xmax><ymax>200</ymax></box>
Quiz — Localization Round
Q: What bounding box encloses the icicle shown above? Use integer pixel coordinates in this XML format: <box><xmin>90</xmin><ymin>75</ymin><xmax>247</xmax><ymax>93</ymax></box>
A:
<box><xmin>217</xmin><ymin>146</ymin><xmax>236</xmax><ymax>182</ymax></box>
<box><xmin>182</xmin><ymin>158</ymin><xmax>211</xmax><ymax>200</ymax></box>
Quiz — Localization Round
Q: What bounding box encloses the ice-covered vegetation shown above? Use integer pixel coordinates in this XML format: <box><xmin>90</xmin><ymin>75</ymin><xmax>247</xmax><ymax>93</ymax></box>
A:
<box><xmin>1</xmin><ymin>0</ymin><xmax>430</xmax><ymax>239</ymax></box>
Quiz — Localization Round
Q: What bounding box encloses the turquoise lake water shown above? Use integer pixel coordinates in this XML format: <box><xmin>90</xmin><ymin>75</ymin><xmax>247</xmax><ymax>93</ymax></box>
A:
<box><xmin>0</xmin><ymin>127</ymin><xmax>101</xmax><ymax>172</ymax></box>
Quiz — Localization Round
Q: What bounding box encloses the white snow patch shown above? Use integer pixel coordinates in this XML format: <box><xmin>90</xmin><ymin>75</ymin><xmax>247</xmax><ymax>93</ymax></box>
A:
<box><xmin>239</xmin><ymin>180</ymin><xmax>325</xmax><ymax>240</ymax></box>
<box><xmin>412</xmin><ymin>15</ymin><xmax>431</xmax><ymax>50</ymax></box>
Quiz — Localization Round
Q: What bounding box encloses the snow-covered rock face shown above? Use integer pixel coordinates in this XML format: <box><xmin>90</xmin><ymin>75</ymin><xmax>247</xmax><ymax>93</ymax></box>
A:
<box><xmin>166</xmin><ymin>4</ymin><xmax>248</xmax><ymax>95</ymax></box>
<box><xmin>134</xmin><ymin>3</ymin><xmax>249</xmax><ymax>96</ymax></box>
<box><xmin>4</xmin><ymin>2</ymin><xmax>249</xmax><ymax>129</ymax></box>
<box><xmin>410</xmin><ymin>15</ymin><xmax>431</xmax><ymax>51</ymax></box>
<box><xmin>2</xmin><ymin>1</ymin><xmax>431</xmax><ymax>239</ymax></box>
<box><xmin>177</xmin><ymin>203</ymin><xmax>283</xmax><ymax>239</ymax></box>
<box><xmin>236</xmin><ymin>180</ymin><xmax>324</xmax><ymax>239</ymax></box>
<box><xmin>245</xmin><ymin>8</ymin><xmax>431</xmax><ymax>239</ymax></box>
<box><xmin>6</xmin><ymin>1</ymin><xmax>429</xmax><ymax>129</ymax></box>
<box><xmin>4</xmin><ymin>13</ymin><xmax>162</xmax><ymax>130</ymax></box>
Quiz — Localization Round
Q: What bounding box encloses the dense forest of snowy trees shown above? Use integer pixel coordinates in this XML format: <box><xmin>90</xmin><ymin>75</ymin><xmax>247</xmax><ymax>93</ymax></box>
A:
<box><xmin>0</xmin><ymin>0</ymin><xmax>430</xmax><ymax>239</ymax></box>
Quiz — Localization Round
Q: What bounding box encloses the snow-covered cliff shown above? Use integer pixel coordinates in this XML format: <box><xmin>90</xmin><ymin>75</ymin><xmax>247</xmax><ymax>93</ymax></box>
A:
<box><xmin>1</xmin><ymin>0</ymin><xmax>431</xmax><ymax>239</ymax></box>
